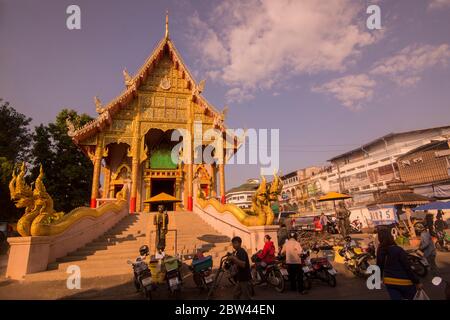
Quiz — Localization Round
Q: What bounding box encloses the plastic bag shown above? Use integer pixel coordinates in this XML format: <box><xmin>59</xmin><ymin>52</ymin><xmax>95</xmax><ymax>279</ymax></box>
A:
<box><xmin>413</xmin><ymin>289</ymin><xmax>430</xmax><ymax>300</ymax></box>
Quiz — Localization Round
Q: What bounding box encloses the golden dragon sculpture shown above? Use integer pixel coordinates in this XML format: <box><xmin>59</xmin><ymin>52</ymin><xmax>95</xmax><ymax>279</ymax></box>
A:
<box><xmin>9</xmin><ymin>163</ymin><xmax>128</xmax><ymax>237</ymax></box>
<box><xmin>196</xmin><ymin>173</ymin><xmax>283</xmax><ymax>226</ymax></box>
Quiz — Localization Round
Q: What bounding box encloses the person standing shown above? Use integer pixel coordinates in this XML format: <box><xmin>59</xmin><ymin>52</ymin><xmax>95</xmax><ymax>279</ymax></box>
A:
<box><xmin>336</xmin><ymin>201</ymin><xmax>350</xmax><ymax>238</ymax></box>
<box><xmin>281</xmin><ymin>232</ymin><xmax>306</xmax><ymax>294</ymax></box>
<box><xmin>319</xmin><ymin>212</ymin><xmax>328</xmax><ymax>233</ymax></box>
<box><xmin>154</xmin><ymin>204</ymin><xmax>169</xmax><ymax>251</ymax></box>
<box><xmin>417</xmin><ymin>225</ymin><xmax>438</xmax><ymax>276</ymax></box>
<box><xmin>229</xmin><ymin>236</ymin><xmax>252</xmax><ymax>300</ymax></box>
<box><xmin>376</xmin><ymin>228</ymin><xmax>422</xmax><ymax>300</ymax></box>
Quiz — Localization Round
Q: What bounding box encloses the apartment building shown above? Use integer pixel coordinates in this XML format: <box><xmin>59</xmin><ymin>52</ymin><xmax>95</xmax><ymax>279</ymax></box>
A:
<box><xmin>326</xmin><ymin>126</ymin><xmax>450</xmax><ymax>205</ymax></box>
<box><xmin>225</xmin><ymin>179</ymin><xmax>260</xmax><ymax>210</ymax></box>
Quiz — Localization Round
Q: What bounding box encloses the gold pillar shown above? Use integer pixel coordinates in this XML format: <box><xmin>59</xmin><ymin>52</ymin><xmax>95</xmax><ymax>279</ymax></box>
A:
<box><xmin>219</xmin><ymin>163</ymin><xmax>225</xmax><ymax>204</ymax></box>
<box><xmin>144</xmin><ymin>178</ymin><xmax>151</xmax><ymax>212</ymax></box>
<box><xmin>90</xmin><ymin>135</ymin><xmax>104</xmax><ymax>208</ymax></box>
<box><xmin>130</xmin><ymin>102</ymin><xmax>141</xmax><ymax>213</ymax></box>
<box><xmin>102</xmin><ymin>165</ymin><xmax>111</xmax><ymax>198</ymax></box>
<box><xmin>175</xmin><ymin>177</ymin><xmax>182</xmax><ymax>211</ymax></box>
<box><xmin>211</xmin><ymin>165</ymin><xmax>217</xmax><ymax>198</ymax></box>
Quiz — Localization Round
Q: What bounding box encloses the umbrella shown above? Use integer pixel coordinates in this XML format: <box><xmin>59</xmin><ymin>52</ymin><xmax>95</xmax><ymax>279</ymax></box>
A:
<box><xmin>318</xmin><ymin>192</ymin><xmax>352</xmax><ymax>211</ymax></box>
<box><xmin>143</xmin><ymin>192</ymin><xmax>181</xmax><ymax>204</ymax></box>
<box><xmin>413</xmin><ymin>201</ymin><xmax>450</xmax><ymax>211</ymax></box>
<box><xmin>318</xmin><ymin>192</ymin><xmax>352</xmax><ymax>202</ymax></box>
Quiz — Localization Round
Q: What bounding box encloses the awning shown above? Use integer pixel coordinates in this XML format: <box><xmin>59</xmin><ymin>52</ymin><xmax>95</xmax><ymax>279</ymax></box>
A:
<box><xmin>143</xmin><ymin>192</ymin><xmax>181</xmax><ymax>203</ymax></box>
<box><xmin>413</xmin><ymin>201</ymin><xmax>450</xmax><ymax>211</ymax></box>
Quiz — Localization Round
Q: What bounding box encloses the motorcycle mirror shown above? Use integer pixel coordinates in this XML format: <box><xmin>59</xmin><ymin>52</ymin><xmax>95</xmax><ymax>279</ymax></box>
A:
<box><xmin>126</xmin><ymin>259</ymin><xmax>133</xmax><ymax>265</ymax></box>
<box><xmin>432</xmin><ymin>276</ymin><xmax>443</xmax><ymax>286</ymax></box>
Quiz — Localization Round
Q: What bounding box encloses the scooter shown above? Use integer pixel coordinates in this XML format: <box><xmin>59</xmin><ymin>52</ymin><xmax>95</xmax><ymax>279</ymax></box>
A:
<box><xmin>163</xmin><ymin>256</ymin><xmax>182</xmax><ymax>298</ymax></box>
<box><xmin>349</xmin><ymin>219</ymin><xmax>363</xmax><ymax>234</ymax></box>
<box><xmin>435</xmin><ymin>230</ymin><xmax>449</xmax><ymax>252</ymax></box>
<box><xmin>325</xmin><ymin>216</ymin><xmax>339</xmax><ymax>234</ymax></box>
<box><xmin>302</xmin><ymin>248</ymin><xmax>337</xmax><ymax>288</ymax></box>
<box><xmin>338</xmin><ymin>237</ymin><xmax>374</xmax><ymax>277</ymax></box>
<box><xmin>190</xmin><ymin>253</ymin><xmax>215</xmax><ymax>291</ymax></box>
<box><xmin>251</xmin><ymin>251</ymin><xmax>285</xmax><ymax>293</ymax></box>
<box><xmin>127</xmin><ymin>257</ymin><xmax>153</xmax><ymax>300</ymax></box>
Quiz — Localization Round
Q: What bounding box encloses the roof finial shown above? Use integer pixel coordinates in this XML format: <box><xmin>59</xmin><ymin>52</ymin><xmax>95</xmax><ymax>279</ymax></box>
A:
<box><xmin>165</xmin><ymin>10</ymin><xmax>169</xmax><ymax>39</ymax></box>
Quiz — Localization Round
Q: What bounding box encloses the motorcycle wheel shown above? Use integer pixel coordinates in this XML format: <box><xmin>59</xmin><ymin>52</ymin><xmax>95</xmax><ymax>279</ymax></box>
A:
<box><xmin>408</xmin><ymin>256</ymin><xmax>428</xmax><ymax>278</ymax></box>
<box><xmin>269</xmin><ymin>269</ymin><xmax>285</xmax><ymax>293</ymax></box>
<box><xmin>303</xmin><ymin>275</ymin><xmax>312</xmax><ymax>290</ymax></box>
<box><xmin>358</xmin><ymin>259</ymin><xmax>370</xmax><ymax>278</ymax></box>
<box><xmin>142</xmin><ymin>286</ymin><xmax>152</xmax><ymax>300</ymax></box>
<box><xmin>326</xmin><ymin>273</ymin><xmax>337</xmax><ymax>287</ymax></box>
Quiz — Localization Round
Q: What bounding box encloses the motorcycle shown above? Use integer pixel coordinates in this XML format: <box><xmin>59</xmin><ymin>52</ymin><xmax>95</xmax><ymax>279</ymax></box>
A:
<box><xmin>435</xmin><ymin>230</ymin><xmax>449</xmax><ymax>252</ymax></box>
<box><xmin>349</xmin><ymin>219</ymin><xmax>363</xmax><ymax>234</ymax></box>
<box><xmin>338</xmin><ymin>238</ymin><xmax>374</xmax><ymax>277</ymax></box>
<box><xmin>127</xmin><ymin>257</ymin><xmax>153</xmax><ymax>300</ymax></box>
<box><xmin>163</xmin><ymin>256</ymin><xmax>182</xmax><ymax>297</ymax></box>
<box><xmin>251</xmin><ymin>251</ymin><xmax>285</xmax><ymax>293</ymax></box>
<box><xmin>190</xmin><ymin>253</ymin><xmax>214</xmax><ymax>291</ymax></box>
<box><xmin>325</xmin><ymin>216</ymin><xmax>339</xmax><ymax>234</ymax></box>
<box><xmin>406</xmin><ymin>249</ymin><xmax>429</xmax><ymax>278</ymax></box>
<box><xmin>302</xmin><ymin>244</ymin><xmax>337</xmax><ymax>288</ymax></box>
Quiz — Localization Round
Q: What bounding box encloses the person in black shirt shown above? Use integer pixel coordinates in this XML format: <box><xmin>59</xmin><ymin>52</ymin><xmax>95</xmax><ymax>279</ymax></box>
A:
<box><xmin>228</xmin><ymin>236</ymin><xmax>252</xmax><ymax>300</ymax></box>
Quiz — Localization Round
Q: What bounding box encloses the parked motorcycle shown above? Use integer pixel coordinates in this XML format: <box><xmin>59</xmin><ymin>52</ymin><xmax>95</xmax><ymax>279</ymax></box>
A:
<box><xmin>435</xmin><ymin>230</ymin><xmax>449</xmax><ymax>252</ymax></box>
<box><xmin>406</xmin><ymin>249</ymin><xmax>429</xmax><ymax>278</ymax></box>
<box><xmin>163</xmin><ymin>256</ymin><xmax>182</xmax><ymax>297</ymax></box>
<box><xmin>325</xmin><ymin>216</ymin><xmax>339</xmax><ymax>234</ymax></box>
<box><xmin>127</xmin><ymin>257</ymin><xmax>153</xmax><ymax>300</ymax></box>
<box><xmin>301</xmin><ymin>248</ymin><xmax>337</xmax><ymax>288</ymax></box>
<box><xmin>349</xmin><ymin>219</ymin><xmax>363</xmax><ymax>234</ymax></box>
<box><xmin>338</xmin><ymin>237</ymin><xmax>374</xmax><ymax>277</ymax></box>
<box><xmin>190</xmin><ymin>253</ymin><xmax>214</xmax><ymax>291</ymax></box>
<box><xmin>251</xmin><ymin>251</ymin><xmax>285</xmax><ymax>293</ymax></box>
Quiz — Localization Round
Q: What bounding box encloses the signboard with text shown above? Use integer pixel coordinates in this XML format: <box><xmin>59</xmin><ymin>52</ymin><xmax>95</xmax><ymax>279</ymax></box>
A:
<box><xmin>368</xmin><ymin>205</ymin><xmax>398</xmax><ymax>226</ymax></box>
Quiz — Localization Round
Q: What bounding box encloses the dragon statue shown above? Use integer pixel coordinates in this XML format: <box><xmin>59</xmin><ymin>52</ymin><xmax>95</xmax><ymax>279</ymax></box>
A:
<box><xmin>9</xmin><ymin>162</ymin><xmax>128</xmax><ymax>237</ymax></box>
<box><xmin>196</xmin><ymin>173</ymin><xmax>283</xmax><ymax>226</ymax></box>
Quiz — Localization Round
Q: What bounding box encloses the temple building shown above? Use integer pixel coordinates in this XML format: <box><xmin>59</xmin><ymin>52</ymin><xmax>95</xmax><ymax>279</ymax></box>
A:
<box><xmin>67</xmin><ymin>14</ymin><xmax>237</xmax><ymax>212</ymax></box>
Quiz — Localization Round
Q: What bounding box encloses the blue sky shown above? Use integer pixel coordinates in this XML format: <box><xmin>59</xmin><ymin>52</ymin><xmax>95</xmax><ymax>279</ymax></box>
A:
<box><xmin>1</xmin><ymin>0</ymin><xmax>450</xmax><ymax>189</ymax></box>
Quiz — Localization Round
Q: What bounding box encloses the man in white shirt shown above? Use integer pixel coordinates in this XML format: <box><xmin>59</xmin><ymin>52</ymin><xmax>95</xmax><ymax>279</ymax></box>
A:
<box><xmin>281</xmin><ymin>232</ymin><xmax>307</xmax><ymax>294</ymax></box>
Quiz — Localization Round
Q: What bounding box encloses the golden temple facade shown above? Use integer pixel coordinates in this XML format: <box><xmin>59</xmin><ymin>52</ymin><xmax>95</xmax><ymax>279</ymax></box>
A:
<box><xmin>67</xmin><ymin>14</ymin><xmax>235</xmax><ymax>212</ymax></box>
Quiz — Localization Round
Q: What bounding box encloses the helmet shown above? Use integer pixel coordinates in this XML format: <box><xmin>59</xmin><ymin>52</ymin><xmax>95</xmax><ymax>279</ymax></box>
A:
<box><xmin>139</xmin><ymin>245</ymin><xmax>149</xmax><ymax>256</ymax></box>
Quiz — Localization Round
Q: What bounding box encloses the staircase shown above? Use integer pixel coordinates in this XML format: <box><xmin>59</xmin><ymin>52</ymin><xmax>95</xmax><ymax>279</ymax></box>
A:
<box><xmin>24</xmin><ymin>211</ymin><xmax>231</xmax><ymax>282</ymax></box>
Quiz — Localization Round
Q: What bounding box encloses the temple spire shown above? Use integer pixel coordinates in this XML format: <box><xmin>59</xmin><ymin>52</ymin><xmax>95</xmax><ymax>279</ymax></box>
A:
<box><xmin>165</xmin><ymin>10</ymin><xmax>169</xmax><ymax>39</ymax></box>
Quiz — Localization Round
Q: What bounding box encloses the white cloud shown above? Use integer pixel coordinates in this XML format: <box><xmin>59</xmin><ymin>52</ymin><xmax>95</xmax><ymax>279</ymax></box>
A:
<box><xmin>370</xmin><ymin>44</ymin><xmax>450</xmax><ymax>87</ymax></box>
<box><xmin>225</xmin><ymin>87</ymin><xmax>255</xmax><ymax>103</ymax></box>
<box><xmin>312</xmin><ymin>74</ymin><xmax>376</xmax><ymax>111</ymax></box>
<box><xmin>428</xmin><ymin>0</ymin><xmax>450</xmax><ymax>10</ymax></box>
<box><xmin>189</xmin><ymin>0</ymin><xmax>378</xmax><ymax>102</ymax></box>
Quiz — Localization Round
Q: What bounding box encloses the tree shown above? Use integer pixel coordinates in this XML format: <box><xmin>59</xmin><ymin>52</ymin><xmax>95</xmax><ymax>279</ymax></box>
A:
<box><xmin>0</xmin><ymin>100</ymin><xmax>32</xmax><ymax>221</ymax></box>
<box><xmin>31</xmin><ymin>109</ymin><xmax>94</xmax><ymax>212</ymax></box>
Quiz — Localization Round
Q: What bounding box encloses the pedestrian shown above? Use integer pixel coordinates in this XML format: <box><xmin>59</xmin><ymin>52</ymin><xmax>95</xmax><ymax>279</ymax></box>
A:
<box><xmin>336</xmin><ymin>201</ymin><xmax>350</xmax><ymax>238</ymax></box>
<box><xmin>281</xmin><ymin>232</ymin><xmax>307</xmax><ymax>294</ymax></box>
<box><xmin>319</xmin><ymin>212</ymin><xmax>328</xmax><ymax>233</ymax></box>
<box><xmin>376</xmin><ymin>227</ymin><xmax>422</xmax><ymax>300</ymax></box>
<box><xmin>417</xmin><ymin>225</ymin><xmax>438</xmax><ymax>276</ymax></box>
<box><xmin>228</xmin><ymin>236</ymin><xmax>252</xmax><ymax>300</ymax></box>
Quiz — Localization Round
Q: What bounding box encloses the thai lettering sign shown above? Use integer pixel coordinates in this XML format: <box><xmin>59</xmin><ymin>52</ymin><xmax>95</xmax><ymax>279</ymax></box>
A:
<box><xmin>368</xmin><ymin>205</ymin><xmax>398</xmax><ymax>226</ymax></box>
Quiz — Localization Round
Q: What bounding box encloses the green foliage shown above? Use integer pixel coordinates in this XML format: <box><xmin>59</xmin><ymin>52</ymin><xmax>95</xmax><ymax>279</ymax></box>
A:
<box><xmin>30</xmin><ymin>109</ymin><xmax>94</xmax><ymax>212</ymax></box>
<box><xmin>0</xmin><ymin>100</ymin><xmax>32</xmax><ymax>221</ymax></box>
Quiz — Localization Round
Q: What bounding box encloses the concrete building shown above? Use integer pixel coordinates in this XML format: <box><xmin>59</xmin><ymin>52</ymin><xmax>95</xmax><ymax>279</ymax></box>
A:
<box><xmin>397</xmin><ymin>139</ymin><xmax>450</xmax><ymax>198</ymax></box>
<box><xmin>326</xmin><ymin>126</ymin><xmax>450</xmax><ymax>205</ymax></box>
<box><xmin>279</xmin><ymin>171</ymin><xmax>300</xmax><ymax>212</ymax></box>
<box><xmin>225</xmin><ymin>179</ymin><xmax>260</xmax><ymax>210</ymax></box>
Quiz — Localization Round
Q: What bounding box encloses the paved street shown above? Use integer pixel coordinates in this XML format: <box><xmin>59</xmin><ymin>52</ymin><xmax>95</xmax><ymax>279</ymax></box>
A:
<box><xmin>1</xmin><ymin>245</ymin><xmax>449</xmax><ymax>300</ymax></box>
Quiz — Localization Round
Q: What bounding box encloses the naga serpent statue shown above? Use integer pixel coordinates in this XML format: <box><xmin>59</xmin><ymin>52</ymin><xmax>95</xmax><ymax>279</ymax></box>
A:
<box><xmin>9</xmin><ymin>162</ymin><xmax>128</xmax><ymax>237</ymax></box>
<box><xmin>196</xmin><ymin>173</ymin><xmax>283</xmax><ymax>226</ymax></box>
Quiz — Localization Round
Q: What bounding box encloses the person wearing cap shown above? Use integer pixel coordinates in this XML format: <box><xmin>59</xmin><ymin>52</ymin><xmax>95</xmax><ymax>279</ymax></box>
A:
<box><xmin>255</xmin><ymin>235</ymin><xmax>276</xmax><ymax>282</ymax></box>
<box><xmin>281</xmin><ymin>232</ymin><xmax>306</xmax><ymax>294</ymax></box>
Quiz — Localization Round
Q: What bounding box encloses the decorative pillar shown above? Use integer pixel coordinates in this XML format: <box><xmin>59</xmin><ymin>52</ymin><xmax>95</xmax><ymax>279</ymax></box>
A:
<box><xmin>175</xmin><ymin>177</ymin><xmax>182</xmax><ymax>211</ymax></box>
<box><xmin>211</xmin><ymin>165</ymin><xmax>217</xmax><ymax>198</ymax></box>
<box><xmin>219</xmin><ymin>163</ymin><xmax>225</xmax><ymax>204</ymax></box>
<box><xmin>144</xmin><ymin>179</ymin><xmax>151</xmax><ymax>212</ymax></box>
<box><xmin>130</xmin><ymin>103</ymin><xmax>141</xmax><ymax>213</ymax></box>
<box><xmin>90</xmin><ymin>135</ymin><xmax>104</xmax><ymax>208</ymax></box>
<box><xmin>102</xmin><ymin>165</ymin><xmax>111</xmax><ymax>198</ymax></box>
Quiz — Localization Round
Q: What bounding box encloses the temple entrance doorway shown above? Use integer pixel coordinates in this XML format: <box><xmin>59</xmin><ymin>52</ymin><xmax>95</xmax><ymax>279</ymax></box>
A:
<box><xmin>151</xmin><ymin>178</ymin><xmax>175</xmax><ymax>211</ymax></box>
